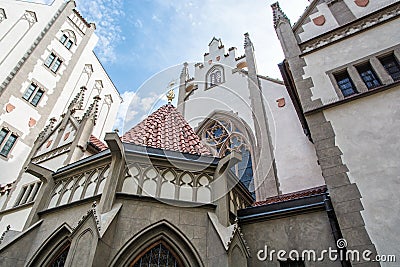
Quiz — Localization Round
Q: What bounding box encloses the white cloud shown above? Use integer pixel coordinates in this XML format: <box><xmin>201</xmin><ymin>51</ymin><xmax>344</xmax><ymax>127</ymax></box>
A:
<box><xmin>75</xmin><ymin>0</ymin><xmax>124</xmax><ymax>63</ymax></box>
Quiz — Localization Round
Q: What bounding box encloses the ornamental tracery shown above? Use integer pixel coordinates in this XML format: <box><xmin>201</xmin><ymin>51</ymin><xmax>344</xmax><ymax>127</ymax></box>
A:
<box><xmin>201</xmin><ymin>119</ymin><xmax>255</xmax><ymax>198</ymax></box>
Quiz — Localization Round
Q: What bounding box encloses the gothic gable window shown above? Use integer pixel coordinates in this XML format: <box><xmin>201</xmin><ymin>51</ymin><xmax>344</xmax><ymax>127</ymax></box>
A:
<box><xmin>202</xmin><ymin>119</ymin><xmax>255</xmax><ymax>198</ymax></box>
<box><xmin>48</xmin><ymin>243</ymin><xmax>70</xmax><ymax>267</ymax></box>
<box><xmin>131</xmin><ymin>241</ymin><xmax>182</xmax><ymax>267</ymax></box>
<box><xmin>206</xmin><ymin>65</ymin><xmax>224</xmax><ymax>89</ymax></box>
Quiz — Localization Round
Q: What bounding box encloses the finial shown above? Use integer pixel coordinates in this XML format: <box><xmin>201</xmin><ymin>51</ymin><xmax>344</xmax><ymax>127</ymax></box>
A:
<box><xmin>271</xmin><ymin>2</ymin><xmax>290</xmax><ymax>28</ymax></box>
<box><xmin>166</xmin><ymin>89</ymin><xmax>175</xmax><ymax>103</ymax></box>
<box><xmin>244</xmin><ymin>32</ymin><xmax>252</xmax><ymax>48</ymax></box>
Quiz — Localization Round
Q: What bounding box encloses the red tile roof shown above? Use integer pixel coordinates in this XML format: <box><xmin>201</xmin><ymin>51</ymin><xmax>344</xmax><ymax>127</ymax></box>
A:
<box><xmin>253</xmin><ymin>185</ymin><xmax>327</xmax><ymax>206</ymax></box>
<box><xmin>122</xmin><ymin>104</ymin><xmax>211</xmax><ymax>156</ymax></box>
<box><xmin>89</xmin><ymin>135</ymin><xmax>108</xmax><ymax>151</ymax></box>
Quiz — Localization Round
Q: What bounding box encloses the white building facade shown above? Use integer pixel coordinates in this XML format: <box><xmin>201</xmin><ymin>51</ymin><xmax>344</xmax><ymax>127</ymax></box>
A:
<box><xmin>0</xmin><ymin>0</ymin><xmax>121</xmax><ymax>186</ymax></box>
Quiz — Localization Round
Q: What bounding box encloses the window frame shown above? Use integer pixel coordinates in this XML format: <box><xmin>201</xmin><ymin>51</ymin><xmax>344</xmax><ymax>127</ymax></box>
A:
<box><xmin>22</xmin><ymin>82</ymin><xmax>45</xmax><ymax>107</ymax></box>
<box><xmin>14</xmin><ymin>181</ymin><xmax>41</xmax><ymax>207</ymax></box>
<box><xmin>44</xmin><ymin>52</ymin><xmax>63</xmax><ymax>74</ymax></box>
<box><xmin>378</xmin><ymin>53</ymin><xmax>400</xmax><ymax>82</ymax></box>
<box><xmin>0</xmin><ymin>129</ymin><xmax>18</xmax><ymax>158</ymax></box>
<box><xmin>333</xmin><ymin>70</ymin><xmax>358</xmax><ymax>98</ymax></box>
<box><xmin>205</xmin><ymin>65</ymin><xmax>225</xmax><ymax>90</ymax></box>
<box><xmin>356</xmin><ymin>62</ymin><xmax>382</xmax><ymax>89</ymax></box>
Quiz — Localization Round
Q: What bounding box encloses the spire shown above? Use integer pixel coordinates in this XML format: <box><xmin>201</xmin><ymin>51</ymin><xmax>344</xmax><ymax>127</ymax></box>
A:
<box><xmin>83</xmin><ymin>95</ymin><xmax>101</xmax><ymax>125</ymax></box>
<box><xmin>180</xmin><ymin>62</ymin><xmax>189</xmax><ymax>82</ymax></box>
<box><xmin>38</xmin><ymin>117</ymin><xmax>57</xmax><ymax>141</ymax></box>
<box><xmin>244</xmin><ymin>32</ymin><xmax>253</xmax><ymax>49</ymax></box>
<box><xmin>271</xmin><ymin>2</ymin><xmax>290</xmax><ymax>28</ymax></box>
<box><xmin>68</xmin><ymin>86</ymin><xmax>87</xmax><ymax>113</ymax></box>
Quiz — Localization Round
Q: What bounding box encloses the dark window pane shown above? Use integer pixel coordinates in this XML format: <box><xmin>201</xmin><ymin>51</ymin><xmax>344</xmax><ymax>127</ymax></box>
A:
<box><xmin>335</xmin><ymin>71</ymin><xmax>357</xmax><ymax>97</ymax></box>
<box><xmin>0</xmin><ymin>134</ymin><xmax>17</xmax><ymax>157</ymax></box>
<box><xmin>23</xmin><ymin>83</ymin><xmax>37</xmax><ymax>100</ymax></box>
<box><xmin>132</xmin><ymin>242</ymin><xmax>180</xmax><ymax>267</ymax></box>
<box><xmin>60</xmin><ymin>34</ymin><xmax>67</xmax><ymax>44</ymax></box>
<box><xmin>51</xmin><ymin>59</ymin><xmax>62</xmax><ymax>73</ymax></box>
<box><xmin>45</xmin><ymin>53</ymin><xmax>55</xmax><ymax>68</ymax></box>
<box><xmin>50</xmin><ymin>245</ymin><xmax>70</xmax><ymax>267</ymax></box>
<box><xmin>0</xmin><ymin>129</ymin><xmax>9</xmax><ymax>146</ymax></box>
<box><xmin>65</xmin><ymin>40</ymin><xmax>73</xmax><ymax>50</ymax></box>
<box><xmin>379</xmin><ymin>54</ymin><xmax>400</xmax><ymax>81</ymax></box>
<box><xmin>31</xmin><ymin>89</ymin><xmax>44</xmax><ymax>106</ymax></box>
<box><xmin>357</xmin><ymin>63</ymin><xmax>381</xmax><ymax>89</ymax></box>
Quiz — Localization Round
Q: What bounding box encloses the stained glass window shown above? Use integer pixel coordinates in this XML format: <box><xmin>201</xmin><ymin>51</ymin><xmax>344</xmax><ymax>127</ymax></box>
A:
<box><xmin>203</xmin><ymin>120</ymin><xmax>255</xmax><ymax>198</ymax></box>
<box><xmin>131</xmin><ymin>242</ymin><xmax>182</xmax><ymax>267</ymax></box>
<box><xmin>49</xmin><ymin>244</ymin><xmax>70</xmax><ymax>267</ymax></box>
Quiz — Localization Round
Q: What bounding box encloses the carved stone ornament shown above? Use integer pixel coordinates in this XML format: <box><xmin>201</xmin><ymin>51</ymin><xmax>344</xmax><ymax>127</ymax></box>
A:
<box><xmin>313</xmin><ymin>15</ymin><xmax>326</xmax><ymax>26</ymax></box>
<box><xmin>355</xmin><ymin>0</ymin><xmax>369</xmax><ymax>7</ymax></box>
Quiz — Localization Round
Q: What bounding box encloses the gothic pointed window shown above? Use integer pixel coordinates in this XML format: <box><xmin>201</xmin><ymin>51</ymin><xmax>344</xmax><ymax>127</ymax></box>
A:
<box><xmin>48</xmin><ymin>243</ymin><xmax>70</xmax><ymax>267</ymax></box>
<box><xmin>206</xmin><ymin>65</ymin><xmax>224</xmax><ymax>89</ymax></box>
<box><xmin>130</xmin><ymin>241</ymin><xmax>182</xmax><ymax>267</ymax></box>
<box><xmin>202</xmin><ymin>119</ymin><xmax>255</xmax><ymax>198</ymax></box>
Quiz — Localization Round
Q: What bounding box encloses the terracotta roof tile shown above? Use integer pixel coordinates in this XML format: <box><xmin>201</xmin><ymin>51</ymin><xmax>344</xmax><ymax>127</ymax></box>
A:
<box><xmin>89</xmin><ymin>135</ymin><xmax>108</xmax><ymax>151</ymax></box>
<box><xmin>122</xmin><ymin>104</ymin><xmax>211</xmax><ymax>156</ymax></box>
<box><xmin>253</xmin><ymin>185</ymin><xmax>327</xmax><ymax>206</ymax></box>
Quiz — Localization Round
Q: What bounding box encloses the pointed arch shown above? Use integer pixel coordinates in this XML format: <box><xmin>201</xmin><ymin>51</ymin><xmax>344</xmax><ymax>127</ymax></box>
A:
<box><xmin>110</xmin><ymin>220</ymin><xmax>204</xmax><ymax>267</ymax></box>
<box><xmin>195</xmin><ymin>110</ymin><xmax>257</xmax><ymax>198</ymax></box>
<box><xmin>27</xmin><ymin>224</ymin><xmax>72</xmax><ymax>267</ymax></box>
<box><xmin>206</xmin><ymin>65</ymin><xmax>225</xmax><ymax>89</ymax></box>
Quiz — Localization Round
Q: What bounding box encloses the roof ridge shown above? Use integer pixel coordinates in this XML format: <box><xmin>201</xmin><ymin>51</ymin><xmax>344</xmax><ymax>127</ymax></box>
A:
<box><xmin>122</xmin><ymin>104</ymin><xmax>211</xmax><ymax>156</ymax></box>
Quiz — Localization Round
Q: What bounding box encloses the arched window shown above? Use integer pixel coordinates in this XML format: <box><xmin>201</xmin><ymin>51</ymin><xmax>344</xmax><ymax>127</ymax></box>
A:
<box><xmin>130</xmin><ymin>241</ymin><xmax>182</xmax><ymax>267</ymax></box>
<box><xmin>48</xmin><ymin>243</ymin><xmax>70</xmax><ymax>267</ymax></box>
<box><xmin>202</xmin><ymin>119</ymin><xmax>256</xmax><ymax>199</ymax></box>
<box><xmin>206</xmin><ymin>65</ymin><xmax>224</xmax><ymax>89</ymax></box>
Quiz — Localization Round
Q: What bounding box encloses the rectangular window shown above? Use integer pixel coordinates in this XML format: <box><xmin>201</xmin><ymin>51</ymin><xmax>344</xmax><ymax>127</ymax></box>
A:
<box><xmin>22</xmin><ymin>83</ymin><xmax>45</xmax><ymax>107</ymax></box>
<box><xmin>50</xmin><ymin>58</ymin><xmax>62</xmax><ymax>73</ymax></box>
<box><xmin>0</xmin><ymin>128</ymin><xmax>9</xmax><ymax>146</ymax></box>
<box><xmin>0</xmin><ymin>133</ymin><xmax>17</xmax><ymax>157</ymax></box>
<box><xmin>23</xmin><ymin>83</ymin><xmax>37</xmax><ymax>100</ymax></box>
<box><xmin>379</xmin><ymin>54</ymin><xmax>400</xmax><ymax>81</ymax></box>
<box><xmin>280</xmin><ymin>260</ymin><xmax>305</xmax><ymax>267</ymax></box>
<box><xmin>357</xmin><ymin>63</ymin><xmax>381</xmax><ymax>89</ymax></box>
<box><xmin>60</xmin><ymin>34</ymin><xmax>67</xmax><ymax>44</ymax></box>
<box><xmin>14</xmin><ymin>182</ymin><xmax>41</xmax><ymax>207</ymax></box>
<box><xmin>44</xmin><ymin>53</ymin><xmax>56</xmax><ymax>68</ymax></box>
<box><xmin>334</xmin><ymin>71</ymin><xmax>358</xmax><ymax>97</ymax></box>
<box><xmin>31</xmin><ymin>89</ymin><xmax>44</xmax><ymax>107</ymax></box>
<box><xmin>65</xmin><ymin>39</ymin><xmax>73</xmax><ymax>50</ymax></box>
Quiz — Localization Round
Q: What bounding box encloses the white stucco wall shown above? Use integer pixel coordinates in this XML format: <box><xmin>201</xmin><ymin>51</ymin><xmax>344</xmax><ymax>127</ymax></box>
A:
<box><xmin>0</xmin><ymin>0</ymin><xmax>64</xmax><ymax>84</ymax></box>
<box><xmin>0</xmin><ymin>0</ymin><xmax>121</xmax><ymax>186</ymax></box>
<box><xmin>324</xmin><ymin>87</ymin><xmax>400</xmax><ymax>260</ymax></box>
<box><xmin>184</xmin><ymin>44</ymin><xmax>254</xmax><ymax>133</ymax></box>
<box><xmin>260</xmin><ymin>79</ymin><xmax>324</xmax><ymax>194</ymax></box>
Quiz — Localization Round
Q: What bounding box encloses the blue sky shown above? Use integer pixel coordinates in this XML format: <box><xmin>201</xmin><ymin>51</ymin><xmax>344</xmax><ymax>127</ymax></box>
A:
<box><xmin>26</xmin><ymin>0</ymin><xmax>310</xmax><ymax>131</ymax></box>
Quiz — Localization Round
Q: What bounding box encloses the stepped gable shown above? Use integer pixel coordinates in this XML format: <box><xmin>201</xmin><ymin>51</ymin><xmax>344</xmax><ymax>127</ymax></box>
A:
<box><xmin>122</xmin><ymin>104</ymin><xmax>211</xmax><ymax>156</ymax></box>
